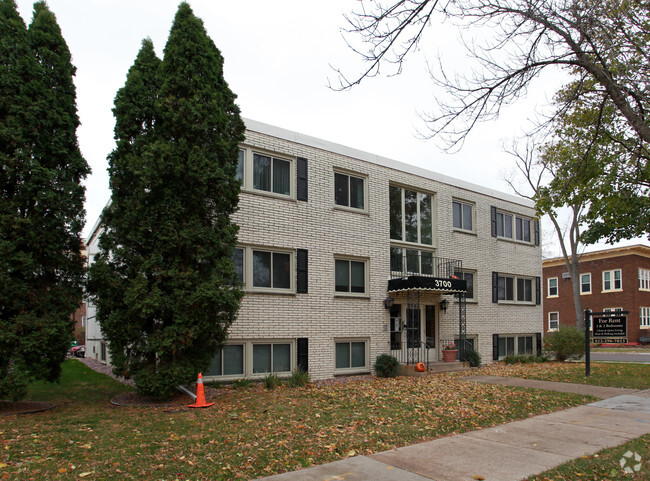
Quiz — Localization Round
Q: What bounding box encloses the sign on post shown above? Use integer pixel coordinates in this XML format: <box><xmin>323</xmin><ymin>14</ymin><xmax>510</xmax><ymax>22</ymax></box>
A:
<box><xmin>591</xmin><ymin>312</ymin><xmax>628</xmax><ymax>344</ymax></box>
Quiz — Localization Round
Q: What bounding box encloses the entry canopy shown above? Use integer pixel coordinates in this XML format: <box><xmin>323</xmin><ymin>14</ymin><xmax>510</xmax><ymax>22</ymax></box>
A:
<box><xmin>388</xmin><ymin>276</ymin><xmax>467</xmax><ymax>294</ymax></box>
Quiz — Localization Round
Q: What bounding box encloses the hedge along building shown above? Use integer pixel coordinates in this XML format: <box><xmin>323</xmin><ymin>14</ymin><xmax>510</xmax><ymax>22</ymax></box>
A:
<box><xmin>85</xmin><ymin>118</ymin><xmax>543</xmax><ymax>381</ymax></box>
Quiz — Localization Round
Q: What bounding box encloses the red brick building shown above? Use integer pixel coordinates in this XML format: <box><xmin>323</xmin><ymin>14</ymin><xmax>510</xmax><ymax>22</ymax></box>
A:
<box><xmin>543</xmin><ymin>245</ymin><xmax>650</xmax><ymax>344</ymax></box>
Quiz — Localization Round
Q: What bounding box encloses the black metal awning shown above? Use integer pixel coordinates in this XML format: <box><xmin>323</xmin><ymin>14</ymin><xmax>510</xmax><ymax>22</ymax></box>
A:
<box><xmin>387</xmin><ymin>275</ymin><xmax>467</xmax><ymax>294</ymax></box>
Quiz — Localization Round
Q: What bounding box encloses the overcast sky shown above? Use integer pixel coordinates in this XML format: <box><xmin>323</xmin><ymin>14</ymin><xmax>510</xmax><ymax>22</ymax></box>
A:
<box><xmin>14</xmin><ymin>0</ymin><xmax>648</xmax><ymax>255</ymax></box>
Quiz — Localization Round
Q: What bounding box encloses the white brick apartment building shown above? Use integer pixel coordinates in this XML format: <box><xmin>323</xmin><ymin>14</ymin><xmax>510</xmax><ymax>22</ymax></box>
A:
<box><xmin>85</xmin><ymin>118</ymin><xmax>543</xmax><ymax>381</ymax></box>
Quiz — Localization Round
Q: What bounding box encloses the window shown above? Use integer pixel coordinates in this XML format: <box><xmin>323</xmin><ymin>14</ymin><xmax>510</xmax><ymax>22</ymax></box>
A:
<box><xmin>549</xmin><ymin>312</ymin><xmax>559</xmax><ymax>331</ymax></box>
<box><xmin>454</xmin><ymin>269</ymin><xmax>475</xmax><ymax>301</ymax></box>
<box><xmin>334</xmin><ymin>171</ymin><xmax>365</xmax><ymax>210</ymax></box>
<box><xmin>640</xmin><ymin>269</ymin><xmax>650</xmax><ymax>291</ymax></box>
<box><xmin>580</xmin><ymin>273</ymin><xmax>592</xmax><ymax>294</ymax></box>
<box><xmin>390</xmin><ymin>247</ymin><xmax>433</xmax><ymax>276</ymax></box>
<box><xmin>236</xmin><ymin>246</ymin><xmax>295</xmax><ymax>292</ymax></box>
<box><xmin>492</xmin><ymin>208</ymin><xmax>534</xmax><ymax>243</ymax></box>
<box><xmin>207</xmin><ymin>344</ymin><xmax>245</xmax><ymax>377</ymax></box>
<box><xmin>641</xmin><ymin>307</ymin><xmax>650</xmax><ymax>328</ymax></box>
<box><xmin>252</xmin><ymin>343</ymin><xmax>291</xmax><ymax>374</ymax></box>
<box><xmin>253</xmin><ymin>250</ymin><xmax>291</xmax><ymax>289</ymax></box>
<box><xmin>497</xmin><ymin>335</ymin><xmax>534</xmax><ymax>358</ymax></box>
<box><xmin>390</xmin><ymin>186</ymin><xmax>433</xmax><ymax>245</ymax></box>
<box><xmin>603</xmin><ymin>269</ymin><xmax>622</xmax><ymax>291</ymax></box>
<box><xmin>100</xmin><ymin>342</ymin><xmax>107</xmax><ymax>362</ymax></box>
<box><xmin>335</xmin><ymin>258</ymin><xmax>366</xmax><ymax>294</ymax></box>
<box><xmin>237</xmin><ymin>148</ymin><xmax>294</xmax><ymax>198</ymax></box>
<box><xmin>548</xmin><ymin>277</ymin><xmax>558</xmax><ymax>297</ymax></box>
<box><xmin>452</xmin><ymin>200</ymin><xmax>473</xmax><ymax>231</ymax></box>
<box><xmin>498</xmin><ymin>275</ymin><xmax>533</xmax><ymax>303</ymax></box>
<box><xmin>335</xmin><ymin>341</ymin><xmax>368</xmax><ymax>371</ymax></box>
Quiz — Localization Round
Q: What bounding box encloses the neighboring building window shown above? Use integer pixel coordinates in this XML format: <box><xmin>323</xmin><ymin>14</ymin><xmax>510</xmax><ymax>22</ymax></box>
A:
<box><xmin>335</xmin><ymin>340</ymin><xmax>367</xmax><ymax>371</ymax></box>
<box><xmin>252</xmin><ymin>343</ymin><xmax>291</xmax><ymax>374</ymax></box>
<box><xmin>498</xmin><ymin>275</ymin><xmax>533</xmax><ymax>303</ymax></box>
<box><xmin>548</xmin><ymin>277</ymin><xmax>558</xmax><ymax>297</ymax></box>
<box><xmin>390</xmin><ymin>247</ymin><xmax>434</xmax><ymax>276</ymax></box>
<box><xmin>335</xmin><ymin>258</ymin><xmax>367</xmax><ymax>294</ymax></box>
<box><xmin>495</xmin><ymin>210</ymin><xmax>532</xmax><ymax>243</ymax></box>
<box><xmin>498</xmin><ymin>335</ymin><xmax>534</xmax><ymax>358</ymax></box>
<box><xmin>603</xmin><ymin>269</ymin><xmax>622</xmax><ymax>291</ymax></box>
<box><xmin>640</xmin><ymin>268</ymin><xmax>650</xmax><ymax>291</ymax></box>
<box><xmin>390</xmin><ymin>185</ymin><xmax>433</xmax><ymax>245</ymax></box>
<box><xmin>580</xmin><ymin>273</ymin><xmax>592</xmax><ymax>294</ymax></box>
<box><xmin>641</xmin><ymin>307</ymin><xmax>650</xmax><ymax>328</ymax></box>
<box><xmin>334</xmin><ymin>171</ymin><xmax>365</xmax><ymax>210</ymax></box>
<box><xmin>452</xmin><ymin>200</ymin><xmax>473</xmax><ymax>231</ymax></box>
<box><xmin>549</xmin><ymin>312</ymin><xmax>559</xmax><ymax>331</ymax></box>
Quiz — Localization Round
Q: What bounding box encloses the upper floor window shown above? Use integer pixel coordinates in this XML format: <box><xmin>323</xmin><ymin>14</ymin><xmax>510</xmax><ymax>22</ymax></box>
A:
<box><xmin>456</xmin><ymin>270</ymin><xmax>475</xmax><ymax>301</ymax></box>
<box><xmin>498</xmin><ymin>275</ymin><xmax>533</xmax><ymax>303</ymax></box>
<box><xmin>334</xmin><ymin>171</ymin><xmax>366</xmax><ymax>210</ymax></box>
<box><xmin>491</xmin><ymin>207</ymin><xmax>536</xmax><ymax>244</ymax></box>
<box><xmin>580</xmin><ymin>273</ymin><xmax>592</xmax><ymax>294</ymax></box>
<box><xmin>234</xmin><ymin>246</ymin><xmax>295</xmax><ymax>293</ymax></box>
<box><xmin>603</xmin><ymin>269</ymin><xmax>622</xmax><ymax>292</ymax></box>
<box><xmin>640</xmin><ymin>268</ymin><xmax>650</xmax><ymax>291</ymax></box>
<box><xmin>237</xmin><ymin>147</ymin><xmax>294</xmax><ymax>198</ymax></box>
<box><xmin>452</xmin><ymin>200</ymin><xmax>473</xmax><ymax>231</ymax></box>
<box><xmin>335</xmin><ymin>257</ymin><xmax>367</xmax><ymax>295</ymax></box>
<box><xmin>390</xmin><ymin>247</ymin><xmax>433</xmax><ymax>276</ymax></box>
<box><xmin>548</xmin><ymin>277</ymin><xmax>558</xmax><ymax>297</ymax></box>
<box><xmin>390</xmin><ymin>186</ymin><xmax>433</xmax><ymax>246</ymax></box>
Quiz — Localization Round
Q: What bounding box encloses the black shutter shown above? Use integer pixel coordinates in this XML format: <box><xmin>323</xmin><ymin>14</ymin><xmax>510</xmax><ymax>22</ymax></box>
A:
<box><xmin>535</xmin><ymin>276</ymin><xmax>541</xmax><ymax>305</ymax></box>
<box><xmin>296</xmin><ymin>249</ymin><xmax>308</xmax><ymax>293</ymax></box>
<box><xmin>493</xmin><ymin>334</ymin><xmax>499</xmax><ymax>360</ymax></box>
<box><xmin>297</xmin><ymin>157</ymin><xmax>308</xmax><ymax>201</ymax></box>
<box><xmin>492</xmin><ymin>272</ymin><xmax>499</xmax><ymax>303</ymax></box>
<box><xmin>297</xmin><ymin>338</ymin><xmax>308</xmax><ymax>372</ymax></box>
<box><xmin>534</xmin><ymin>219</ymin><xmax>540</xmax><ymax>246</ymax></box>
<box><xmin>490</xmin><ymin>206</ymin><xmax>497</xmax><ymax>237</ymax></box>
<box><xmin>536</xmin><ymin>332</ymin><xmax>542</xmax><ymax>357</ymax></box>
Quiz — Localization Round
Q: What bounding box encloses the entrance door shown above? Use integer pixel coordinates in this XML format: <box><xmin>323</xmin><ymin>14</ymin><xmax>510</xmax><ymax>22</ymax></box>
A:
<box><xmin>406</xmin><ymin>308</ymin><xmax>421</xmax><ymax>348</ymax></box>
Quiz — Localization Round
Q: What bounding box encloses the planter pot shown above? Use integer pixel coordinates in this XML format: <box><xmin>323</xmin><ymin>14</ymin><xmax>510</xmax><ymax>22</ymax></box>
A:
<box><xmin>442</xmin><ymin>350</ymin><xmax>458</xmax><ymax>362</ymax></box>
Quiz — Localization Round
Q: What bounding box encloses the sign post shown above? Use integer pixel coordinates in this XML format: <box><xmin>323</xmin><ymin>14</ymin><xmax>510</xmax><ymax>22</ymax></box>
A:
<box><xmin>584</xmin><ymin>309</ymin><xmax>591</xmax><ymax>377</ymax></box>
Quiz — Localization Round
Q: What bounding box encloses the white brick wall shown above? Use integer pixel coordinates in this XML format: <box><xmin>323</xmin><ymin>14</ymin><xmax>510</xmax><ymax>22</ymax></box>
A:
<box><xmin>85</xmin><ymin>119</ymin><xmax>543</xmax><ymax>380</ymax></box>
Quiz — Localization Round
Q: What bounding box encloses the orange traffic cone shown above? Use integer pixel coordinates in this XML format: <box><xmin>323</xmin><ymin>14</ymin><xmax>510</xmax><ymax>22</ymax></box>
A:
<box><xmin>188</xmin><ymin>373</ymin><xmax>214</xmax><ymax>408</ymax></box>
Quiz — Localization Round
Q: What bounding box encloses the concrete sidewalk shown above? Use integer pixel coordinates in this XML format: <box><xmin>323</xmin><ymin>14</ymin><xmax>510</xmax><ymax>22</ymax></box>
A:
<box><xmin>257</xmin><ymin>378</ymin><xmax>650</xmax><ymax>481</ymax></box>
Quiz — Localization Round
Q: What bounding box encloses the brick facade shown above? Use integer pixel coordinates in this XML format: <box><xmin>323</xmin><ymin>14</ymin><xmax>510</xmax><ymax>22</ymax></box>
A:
<box><xmin>86</xmin><ymin>119</ymin><xmax>544</xmax><ymax>380</ymax></box>
<box><xmin>543</xmin><ymin>246</ymin><xmax>650</xmax><ymax>344</ymax></box>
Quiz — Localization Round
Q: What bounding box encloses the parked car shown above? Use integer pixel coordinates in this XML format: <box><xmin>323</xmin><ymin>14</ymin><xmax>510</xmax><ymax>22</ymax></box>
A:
<box><xmin>69</xmin><ymin>345</ymin><xmax>85</xmax><ymax>358</ymax></box>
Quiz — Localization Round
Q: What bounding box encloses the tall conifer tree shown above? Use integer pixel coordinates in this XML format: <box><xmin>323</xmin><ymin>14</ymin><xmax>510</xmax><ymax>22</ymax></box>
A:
<box><xmin>89</xmin><ymin>3</ymin><xmax>245</xmax><ymax>399</ymax></box>
<box><xmin>0</xmin><ymin>0</ymin><xmax>89</xmax><ymax>400</ymax></box>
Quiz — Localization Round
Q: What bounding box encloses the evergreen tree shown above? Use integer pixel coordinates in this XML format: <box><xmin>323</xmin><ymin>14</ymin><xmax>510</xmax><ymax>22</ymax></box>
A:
<box><xmin>0</xmin><ymin>0</ymin><xmax>89</xmax><ymax>401</ymax></box>
<box><xmin>89</xmin><ymin>3</ymin><xmax>245</xmax><ymax>400</ymax></box>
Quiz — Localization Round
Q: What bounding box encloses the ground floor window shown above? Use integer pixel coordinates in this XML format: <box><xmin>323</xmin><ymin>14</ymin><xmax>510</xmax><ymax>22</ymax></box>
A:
<box><xmin>206</xmin><ymin>341</ymin><xmax>293</xmax><ymax>379</ymax></box>
<box><xmin>100</xmin><ymin>342</ymin><xmax>107</xmax><ymax>362</ymax></box>
<box><xmin>497</xmin><ymin>334</ymin><xmax>534</xmax><ymax>358</ymax></box>
<box><xmin>549</xmin><ymin>312</ymin><xmax>559</xmax><ymax>331</ymax></box>
<box><xmin>335</xmin><ymin>340</ymin><xmax>368</xmax><ymax>372</ymax></box>
<box><xmin>641</xmin><ymin>307</ymin><xmax>650</xmax><ymax>328</ymax></box>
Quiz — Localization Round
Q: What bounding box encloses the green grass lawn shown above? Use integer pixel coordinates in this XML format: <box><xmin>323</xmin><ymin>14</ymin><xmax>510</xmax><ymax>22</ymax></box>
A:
<box><xmin>472</xmin><ymin>361</ymin><xmax>650</xmax><ymax>390</ymax></box>
<box><xmin>526</xmin><ymin>434</ymin><xmax>650</xmax><ymax>481</ymax></box>
<box><xmin>0</xmin><ymin>360</ymin><xmax>594</xmax><ymax>480</ymax></box>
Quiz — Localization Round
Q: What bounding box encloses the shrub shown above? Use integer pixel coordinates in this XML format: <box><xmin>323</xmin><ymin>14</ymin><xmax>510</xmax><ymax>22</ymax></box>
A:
<box><xmin>263</xmin><ymin>373</ymin><xmax>282</xmax><ymax>390</ymax></box>
<box><xmin>544</xmin><ymin>326</ymin><xmax>586</xmax><ymax>361</ymax></box>
<box><xmin>374</xmin><ymin>354</ymin><xmax>400</xmax><ymax>378</ymax></box>
<box><xmin>287</xmin><ymin>369</ymin><xmax>311</xmax><ymax>388</ymax></box>
<box><xmin>467</xmin><ymin>349</ymin><xmax>482</xmax><ymax>368</ymax></box>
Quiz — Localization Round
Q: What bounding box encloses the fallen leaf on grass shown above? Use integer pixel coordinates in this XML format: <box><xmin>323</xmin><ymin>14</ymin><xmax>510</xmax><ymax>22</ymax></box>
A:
<box><xmin>79</xmin><ymin>472</ymin><xmax>93</xmax><ymax>478</ymax></box>
<box><xmin>0</xmin><ymin>463</ymin><xmax>7</xmax><ymax>468</ymax></box>
<box><xmin>472</xmin><ymin>476</ymin><xmax>485</xmax><ymax>480</ymax></box>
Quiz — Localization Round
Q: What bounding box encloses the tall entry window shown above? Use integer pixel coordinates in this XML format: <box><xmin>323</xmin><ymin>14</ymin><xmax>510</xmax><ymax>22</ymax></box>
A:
<box><xmin>390</xmin><ymin>186</ymin><xmax>433</xmax><ymax>246</ymax></box>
